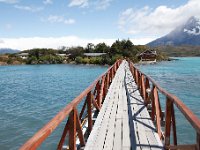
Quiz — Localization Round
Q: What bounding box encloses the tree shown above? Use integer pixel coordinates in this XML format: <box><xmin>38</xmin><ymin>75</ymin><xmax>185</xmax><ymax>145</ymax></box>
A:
<box><xmin>85</xmin><ymin>43</ymin><xmax>94</xmax><ymax>53</ymax></box>
<box><xmin>110</xmin><ymin>40</ymin><xmax>122</xmax><ymax>54</ymax></box>
<box><xmin>68</xmin><ymin>47</ymin><xmax>84</xmax><ymax>60</ymax></box>
<box><xmin>94</xmin><ymin>43</ymin><xmax>110</xmax><ymax>53</ymax></box>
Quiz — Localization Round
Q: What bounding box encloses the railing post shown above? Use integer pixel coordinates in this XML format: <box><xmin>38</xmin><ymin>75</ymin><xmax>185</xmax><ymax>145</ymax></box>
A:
<box><xmin>145</xmin><ymin>78</ymin><xmax>150</xmax><ymax>105</ymax></box>
<box><xmin>117</xmin><ymin>61</ymin><xmax>120</xmax><ymax>68</ymax></box>
<box><xmin>103</xmin><ymin>72</ymin><xmax>110</xmax><ymax>99</ymax></box>
<box><xmin>100</xmin><ymin>76</ymin><xmax>105</xmax><ymax>106</ymax></box>
<box><xmin>138</xmin><ymin>72</ymin><xmax>141</xmax><ymax>90</ymax></box>
<box><xmin>114</xmin><ymin>62</ymin><xmax>116</xmax><ymax>74</ymax></box>
<box><xmin>87</xmin><ymin>92</ymin><xmax>92</xmax><ymax>133</ymax></box>
<box><xmin>151</xmin><ymin>86</ymin><xmax>155</xmax><ymax>121</ymax></box>
<box><xmin>110</xmin><ymin>67</ymin><xmax>113</xmax><ymax>82</ymax></box>
<box><xmin>154</xmin><ymin>87</ymin><xmax>162</xmax><ymax>139</ymax></box>
<box><xmin>96</xmin><ymin>81</ymin><xmax>101</xmax><ymax>108</ymax></box>
<box><xmin>107</xmin><ymin>71</ymin><xmax>110</xmax><ymax>89</ymax></box>
<box><xmin>79</xmin><ymin>100</ymin><xmax>87</xmax><ymax>120</ymax></box>
<box><xmin>133</xmin><ymin>67</ymin><xmax>136</xmax><ymax>82</ymax></box>
<box><xmin>135</xmin><ymin>69</ymin><xmax>138</xmax><ymax>85</ymax></box>
<box><xmin>171</xmin><ymin>104</ymin><xmax>177</xmax><ymax>145</ymax></box>
<box><xmin>57</xmin><ymin>120</ymin><xmax>70</xmax><ymax>150</ymax></box>
<box><xmin>197</xmin><ymin>133</ymin><xmax>200</xmax><ymax>150</ymax></box>
<box><xmin>75</xmin><ymin>108</ymin><xmax>85</xmax><ymax>147</ymax></box>
<box><xmin>165</xmin><ymin>98</ymin><xmax>172</xmax><ymax>147</ymax></box>
<box><xmin>103</xmin><ymin>74</ymin><xmax>108</xmax><ymax>99</ymax></box>
<box><xmin>69</xmin><ymin>109</ymin><xmax>76</xmax><ymax>150</ymax></box>
<box><xmin>141</xmin><ymin>75</ymin><xmax>146</xmax><ymax>101</ymax></box>
<box><xmin>109</xmin><ymin>69</ymin><xmax>112</xmax><ymax>85</ymax></box>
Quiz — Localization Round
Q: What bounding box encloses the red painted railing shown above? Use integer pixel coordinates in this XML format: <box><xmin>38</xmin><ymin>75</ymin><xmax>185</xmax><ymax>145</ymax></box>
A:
<box><xmin>20</xmin><ymin>60</ymin><xmax>122</xmax><ymax>150</ymax></box>
<box><xmin>128</xmin><ymin>61</ymin><xmax>200</xmax><ymax>150</ymax></box>
<box><xmin>20</xmin><ymin>59</ymin><xmax>200</xmax><ymax>150</ymax></box>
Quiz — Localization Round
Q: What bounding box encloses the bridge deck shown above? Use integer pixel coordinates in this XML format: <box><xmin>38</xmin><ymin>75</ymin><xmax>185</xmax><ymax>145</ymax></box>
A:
<box><xmin>85</xmin><ymin>61</ymin><xmax>163</xmax><ymax>150</ymax></box>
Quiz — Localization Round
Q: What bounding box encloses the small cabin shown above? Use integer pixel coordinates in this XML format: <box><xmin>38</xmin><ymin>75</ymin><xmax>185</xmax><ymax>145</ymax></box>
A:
<box><xmin>83</xmin><ymin>53</ymin><xmax>107</xmax><ymax>57</ymax></box>
<box><xmin>56</xmin><ymin>54</ymin><xmax>71</xmax><ymax>57</ymax></box>
<box><xmin>17</xmin><ymin>53</ymin><xmax>29</xmax><ymax>59</ymax></box>
<box><xmin>138</xmin><ymin>50</ymin><xmax>157</xmax><ymax>62</ymax></box>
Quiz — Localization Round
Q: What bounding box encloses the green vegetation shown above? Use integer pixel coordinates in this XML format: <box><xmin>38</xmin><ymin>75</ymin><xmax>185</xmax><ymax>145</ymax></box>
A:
<box><xmin>0</xmin><ymin>39</ymin><xmax>168</xmax><ymax>65</ymax></box>
<box><xmin>69</xmin><ymin>39</ymin><xmax>166</xmax><ymax>65</ymax></box>
<box><xmin>155</xmin><ymin>45</ymin><xmax>200</xmax><ymax>57</ymax></box>
<box><xmin>0</xmin><ymin>54</ymin><xmax>24</xmax><ymax>65</ymax></box>
<box><xmin>23</xmin><ymin>48</ymin><xmax>65</xmax><ymax>64</ymax></box>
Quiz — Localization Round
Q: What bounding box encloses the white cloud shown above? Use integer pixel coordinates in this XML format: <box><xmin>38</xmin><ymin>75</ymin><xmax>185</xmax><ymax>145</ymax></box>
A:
<box><xmin>96</xmin><ymin>0</ymin><xmax>113</xmax><ymax>10</ymax></box>
<box><xmin>46</xmin><ymin>15</ymin><xmax>75</xmax><ymax>25</ymax></box>
<box><xmin>0</xmin><ymin>36</ymin><xmax>154</xmax><ymax>50</ymax></box>
<box><xmin>0</xmin><ymin>0</ymin><xmax>18</xmax><ymax>4</ymax></box>
<box><xmin>64</xmin><ymin>19</ymin><xmax>75</xmax><ymax>24</ymax></box>
<box><xmin>68</xmin><ymin>0</ymin><xmax>113</xmax><ymax>9</ymax></box>
<box><xmin>68</xmin><ymin>0</ymin><xmax>89</xmax><ymax>8</ymax></box>
<box><xmin>118</xmin><ymin>0</ymin><xmax>200</xmax><ymax>37</ymax></box>
<box><xmin>14</xmin><ymin>5</ymin><xmax>43</xmax><ymax>12</ymax></box>
<box><xmin>43</xmin><ymin>0</ymin><xmax>53</xmax><ymax>5</ymax></box>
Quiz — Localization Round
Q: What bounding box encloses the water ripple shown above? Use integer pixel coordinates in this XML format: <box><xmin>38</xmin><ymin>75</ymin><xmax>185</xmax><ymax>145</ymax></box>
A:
<box><xmin>0</xmin><ymin>64</ymin><xmax>107</xmax><ymax>149</ymax></box>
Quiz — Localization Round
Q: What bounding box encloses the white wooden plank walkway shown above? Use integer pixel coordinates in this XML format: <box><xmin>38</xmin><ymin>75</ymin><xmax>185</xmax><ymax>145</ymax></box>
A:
<box><xmin>85</xmin><ymin>60</ymin><xmax>163</xmax><ymax>150</ymax></box>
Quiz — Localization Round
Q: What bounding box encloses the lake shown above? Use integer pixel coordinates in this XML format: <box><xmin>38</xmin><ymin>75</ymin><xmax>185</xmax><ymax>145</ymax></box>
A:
<box><xmin>0</xmin><ymin>64</ymin><xmax>107</xmax><ymax>150</ymax></box>
<box><xmin>138</xmin><ymin>57</ymin><xmax>200</xmax><ymax>144</ymax></box>
<box><xmin>0</xmin><ymin>57</ymin><xmax>199</xmax><ymax>149</ymax></box>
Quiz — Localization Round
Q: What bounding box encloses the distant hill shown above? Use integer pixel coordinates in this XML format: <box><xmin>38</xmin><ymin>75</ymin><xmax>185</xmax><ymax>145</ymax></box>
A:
<box><xmin>156</xmin><ymin>45</ymin><xmax>200</xmax><ymax>57</ymax></box>
<box><xmin>0</xmin><ymin>48</ymin><xmax>20</xmax><ymax>54</ymax></box>
<box><xmin>148</xmin><ymin>16</ymin><xmax>200</xmax><ymax>47</ymax></box>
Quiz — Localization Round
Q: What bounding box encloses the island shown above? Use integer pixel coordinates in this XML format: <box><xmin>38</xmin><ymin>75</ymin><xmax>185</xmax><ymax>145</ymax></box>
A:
<box><xmin>0</xmin><ymin>39</ymin><xmax>168</xmax><ymax>66</ymax></box>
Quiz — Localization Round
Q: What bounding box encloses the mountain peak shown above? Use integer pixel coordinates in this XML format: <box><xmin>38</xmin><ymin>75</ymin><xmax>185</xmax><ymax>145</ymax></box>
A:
<box><xmin>190</xmin><ymin>16</ymin><xmax>199</xmax><ymax>22</ymax></box>
<box><xmin>147</xmin><ymin>16</ymin><xmax>200</xmax><ymax>46</ymax></box>
<box><xmin>183</xmin><ymin>16</ymin><xmax>200</xmax><ymax>36</ymax></box>
<box><xmin>187</xmin><ymin>16</ymin><xmax>198</xmax><ymax>24</ymax></box>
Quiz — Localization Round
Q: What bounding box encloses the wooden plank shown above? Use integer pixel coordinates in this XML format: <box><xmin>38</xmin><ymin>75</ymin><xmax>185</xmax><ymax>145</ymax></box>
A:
<box><xmin>95</xmin><ymin>63</ymin><xmax>124</xmax><ymax>150</ymax></box>
<box><xmin>85</xmin><ymin>61</ymin><xmax>125</xmax><ymax>150</ymax></box>
<box><xmin>86</xmin><ymin>61</ymin><xmax>163</xmax><ymax>150</ymax></box>
<box><xmin>124</xmin><ymin>62</ymin><xmax>141</xmax><ymax>150</ymax></box>
<box><xmin>122</xmin><ymin>73</ymin><xmax>131</xmax><ymax>150</ymax></box>
<box><xmin>95</xmin><ymin>84</ymin><xmax>120</xmax><ymax>149</ymax></box>
<box><xmin>85</xmin><ymin>74</ymin><xmax>118</xmax><ymax>149</ymax></box>
<box><xmin>112</xmin><ymin>63</ymin><xmax>125</xmax><ymax>150</ymax></box>
<box><xmin>103</xmin><ymin>72</ymin><xmax>122</xmax><ymax>149</ymax></box>
<box><xmin>125</xmin><ymin>71</ymin><xmax>149</xmax><ymax>149</ymax></box>
<box><xmin>133</xmin><ymin>90</ymin><xmax>163</xmax><ymax>149</ymax></box>
<box><xmin>105</xmin><ymin>61</ymin><xmax>124</xmax><ymax>150</ymax></box>
<box><xmin>112</xmin><ymin>87</ymin><xmax>123</xmax><ymax>150</ymax></box>
<box><xmin>124</xmin><ymin>62</ymin><xmax>163</xmax><ymax>150</ymax></box>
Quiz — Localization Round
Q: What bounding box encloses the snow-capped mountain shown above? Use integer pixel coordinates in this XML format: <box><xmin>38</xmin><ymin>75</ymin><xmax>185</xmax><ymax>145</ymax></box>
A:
<box><xmin>148</xmin><ymin>16</ymin><xmax>200</xmax><ymax>46</ymax></box>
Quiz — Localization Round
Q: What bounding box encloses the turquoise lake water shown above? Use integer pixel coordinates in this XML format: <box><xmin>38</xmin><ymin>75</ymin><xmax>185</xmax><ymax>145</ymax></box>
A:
<box><xmin>0</xmin><ymin>64</ymin><xmax>107</xmax><ymax>150</ymax></box>
<box><xmin>138</xmin><ymin>57</ymin><xmax>200</xmax><ymax>145</ymax></box>
<box><xmin>0</xmin><ymin>58</ymin><xmax>199</xmax><ymax>149</ymax></box>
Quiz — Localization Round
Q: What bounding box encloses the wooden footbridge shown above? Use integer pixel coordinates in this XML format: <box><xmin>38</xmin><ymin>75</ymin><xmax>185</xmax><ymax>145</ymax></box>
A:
<box><xmin>20</xmin><ymin>60</ymin><xmax>200</xmax><ymax>150</ymax></box>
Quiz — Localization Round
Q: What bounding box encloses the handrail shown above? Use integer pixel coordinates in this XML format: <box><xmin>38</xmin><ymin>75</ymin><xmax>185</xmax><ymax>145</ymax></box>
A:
<box><xmin>134</xmin><ymin>64</ymin><xmax>200</xmax><ymax>134</ymax></box>
<box><xmin>128</xmin><ymin>60</ymin><xmax>200</xmax><ymax>150</ymax></box>
<box><xmin>20</xmin><ymin>60</ymin><xmax>122</xmax><ymax>150</ymax></box>
<box><xmin>20</xmin><ymin>59</ymin><xmax>200</xmax><ymax>150</ymax></box>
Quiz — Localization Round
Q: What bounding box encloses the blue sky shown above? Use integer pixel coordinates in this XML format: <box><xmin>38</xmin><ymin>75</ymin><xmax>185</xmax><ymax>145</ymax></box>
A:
<box><xmin>0</xmin><ymin>0</ymin><xmax>199</xmax><ymax>50</ymax></box>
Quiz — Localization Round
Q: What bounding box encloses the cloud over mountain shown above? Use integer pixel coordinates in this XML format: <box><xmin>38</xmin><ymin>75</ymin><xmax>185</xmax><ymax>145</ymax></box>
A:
<box><xmin>118</xmin><ymin>0</ymin><xmax>200</xmax><ymax>37</ymax></box>
<box><xmin>147</xmin><ymin>16</ymin><xmax>200</xmax><ymax>46</ymax></box>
